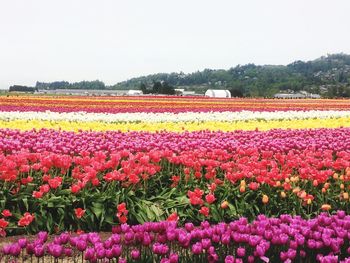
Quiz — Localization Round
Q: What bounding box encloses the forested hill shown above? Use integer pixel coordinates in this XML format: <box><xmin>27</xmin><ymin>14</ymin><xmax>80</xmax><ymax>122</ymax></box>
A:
<box><xmin>114</xmin><ymin>53</ymin><xmax>350</xmax><ymax>97</ymax></box>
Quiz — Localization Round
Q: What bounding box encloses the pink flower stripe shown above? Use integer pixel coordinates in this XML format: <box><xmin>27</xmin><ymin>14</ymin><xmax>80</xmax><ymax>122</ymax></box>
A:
<box><xmin>0</xmin><ymin>128</ymin><xmax>350</xmax><ymax>155</ymax></box>
<box><xmin>1</xmin><ymin>96</ymin><xmax>350</xmax><ymax>113</ymax></box>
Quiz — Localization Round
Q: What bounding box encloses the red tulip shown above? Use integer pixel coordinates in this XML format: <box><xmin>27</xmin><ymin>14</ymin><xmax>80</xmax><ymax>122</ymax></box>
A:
<box><xmin>75</xmin><ymin>208</ymin><xmax>85</xmax><ymax>219</ymax></box>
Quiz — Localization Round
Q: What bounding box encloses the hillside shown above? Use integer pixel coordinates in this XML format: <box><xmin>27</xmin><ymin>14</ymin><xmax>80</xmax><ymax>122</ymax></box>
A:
<box><xmin>114</xmin><ymin>53</ymin><xmax>350</xmax><ymax>97</ymax></box>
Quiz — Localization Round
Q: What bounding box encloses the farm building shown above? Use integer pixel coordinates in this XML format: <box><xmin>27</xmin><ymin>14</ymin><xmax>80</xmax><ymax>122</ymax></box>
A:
<box><xmin>274</xmin><ymin>93</ymin><xmax>306</xmax><ymax>99</ymax></box>
<box><xmin>127</xmin><ymin>90</ymin><xmax>143</xmax><ymax>96</ymax></box>
<box><xmin>274</xmin><ymin>92</ymin><xmax>321</xmax><ymax>99</ymax></box>
<box><xmin>205</xmin><ymin>89</ymin><xmax>231</xmax><ymax>98</ymax></box>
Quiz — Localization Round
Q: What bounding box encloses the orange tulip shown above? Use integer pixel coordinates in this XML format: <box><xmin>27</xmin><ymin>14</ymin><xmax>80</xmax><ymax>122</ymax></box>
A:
<box><xmin>321</xmin><ymin>204</ymin><xmax>331</xmax><ymax>211</ymax></box>
<box><xmin>322</xmin><ymin>188</ymin><xmax>326</xmax><ymax>193</ymax></box>
<box><xmin>333</xmin><ymin>173</ymin><xmax>339</xmax><ymax>180</ymax></box>
<box><xmin>239</xmin><ymin>186</ymin><xmax>246</xmax><ymax>193</ymax></box>
<box><xmin>340</xmin><ymin>184</ymin><xmax>345</xmax><ymax>190</ymax></box>
<box><xmin>262</xmin><ymin>195</ymin><xmax>269</xmax><ymax>204</ymax></box>
<box><xmin>343</xmin><ymin>192</ymin><xmax>349</xmax><ymax>200</ymax></box>
<box><xmin>280</xmin><ymin>191</ymin><xmax>286</xmax><ymax>198</ymax></box>
<box><xmin>292</xmin><ymin>187</ymin><xmax>300</xmax><ymax>194</ymax></box>
<box><xmin>299</xmin><ymin>191</ymin><xmax>306</xmax><ymax>199</ymax></box>
<box><xmin>220</xmin><ymin>201</ymin><xmax>229</xmax><ymax>209</ymax></box>
<box><xmin>290</xmin><ymin>176</ymin><xmax>299</xmax><ymax>183</ymax></box>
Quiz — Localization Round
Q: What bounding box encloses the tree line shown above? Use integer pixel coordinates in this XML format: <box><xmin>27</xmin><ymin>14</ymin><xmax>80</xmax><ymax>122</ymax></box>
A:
<box><xmin>10</xmin><ymin>53</ymin><xmax>350</xmax><ymax>97</ymax></box>
<box><xmin>115</xmin><ymin>53</ymin><xmax>350</xmax><ymax>98</ymax></box>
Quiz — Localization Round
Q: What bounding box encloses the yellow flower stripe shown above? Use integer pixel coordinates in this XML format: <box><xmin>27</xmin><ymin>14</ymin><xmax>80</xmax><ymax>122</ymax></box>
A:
<box><xmin>1</xmin><ymin>117</ymin><xmax>349</xmax><ymax>132</ymax></box>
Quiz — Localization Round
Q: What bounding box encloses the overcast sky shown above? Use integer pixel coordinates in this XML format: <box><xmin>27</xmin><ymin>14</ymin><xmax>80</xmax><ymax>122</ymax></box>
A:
<box><xmin>0</xmin><ymin>0</ymin><xmax>349</xmax><ymax>89</ymax></box>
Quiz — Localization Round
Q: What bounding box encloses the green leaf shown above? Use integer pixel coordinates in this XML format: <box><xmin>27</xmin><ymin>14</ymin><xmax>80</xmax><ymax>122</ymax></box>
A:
<box><xmin>91</xmin><ymin>202</ymin><xmax>104</xmax><ymax>219</ymax></box>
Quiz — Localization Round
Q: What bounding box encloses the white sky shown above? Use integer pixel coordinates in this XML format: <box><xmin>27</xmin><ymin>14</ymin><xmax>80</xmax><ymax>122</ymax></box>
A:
<box><xmin>0</xmin><ymin>0</ymin><xmax>349</xmax><ymax>89</ymax></box>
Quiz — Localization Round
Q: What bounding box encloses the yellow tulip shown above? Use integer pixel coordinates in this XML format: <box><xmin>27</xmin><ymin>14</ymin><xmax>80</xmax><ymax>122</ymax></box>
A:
<box><xmin>262</xmin><ymin>195</ymin><xmax>269</xmax><ymax>204</ymax></box>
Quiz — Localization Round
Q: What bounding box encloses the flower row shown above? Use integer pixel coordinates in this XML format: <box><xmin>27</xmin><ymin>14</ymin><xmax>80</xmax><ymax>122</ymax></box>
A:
<box><xmin>1</xmin><ymin>148</ymin><xmax>350</xmax><ymax>234</ymax></box>
<box><xmin>1</xmin><ymin>128</ymin><xmax>350</xmax><ymax>155</ymax></box>
<box><xmin>2</xmin><ymin>96</ymin><xmax>350</xmax><ymax>113</ymax></box>
<box><xmin>2</xmin><ymin>116</ymin><xmax>350</xmax><ymax>132</ymax></box>
<box><xmin>2</xmin><ymin>212</ymin><xmax>350</xmax><ymax>262</ymax></box>
<box><xmin>2</xmin><ymin>110</ymin><xmax>350</xmax><ymax>123</ymax></box>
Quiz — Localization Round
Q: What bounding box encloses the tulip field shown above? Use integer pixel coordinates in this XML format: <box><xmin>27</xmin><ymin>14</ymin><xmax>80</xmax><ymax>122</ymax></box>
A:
<box><xmin>2</xmin><ymin>95</ymin><xmax>350</xmax><ymax>262</ymax></box>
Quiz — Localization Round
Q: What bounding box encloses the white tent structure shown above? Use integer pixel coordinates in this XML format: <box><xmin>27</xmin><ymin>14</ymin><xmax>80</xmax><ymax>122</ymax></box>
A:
<box><xmin>205</xmin><ymin>89</ymin><xmax>231</xmax><ymax>98</ymax></box>
<box><xmin>127</xmin><ymin>90</ymin><xmax>143</xmax><ymax>96</ymax></box>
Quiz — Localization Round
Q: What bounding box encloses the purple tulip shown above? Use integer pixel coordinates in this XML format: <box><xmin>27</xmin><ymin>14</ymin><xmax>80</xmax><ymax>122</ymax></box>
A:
<box><xmin>192</xmin><ymin>242</ymin><xmax>202</xmax><ymax>255</ymax></box>
<box><xmin>105</xmin><ymin>249</ymin><xmax>114</xmax><ymax>259</ymax></box>
<box><xmin>17</xmin><ymin>238</ymin><xmax>27</xmax><ymax>248</ymax></box>
<box><xmin>59</xmin><ymin>233</ymin><xmax>70</xmax><ymax>244</ymax></box>
<box><xmin>131</xmin><ymin>249</ymin><xmax>141</xmax><ymax>259</ymax></box>
<box><xmin>64</xmin><ymin>248</ymin><xmax>73</xmax><ymax>257</ymax></box>
<box><xmin>37</xmin><ymin>231</ymin><xmax>48</xmax><ymax>242</ymax></box>
<box><xmin>26</xmin><ymin>243</ymin><xmax>35</xmax><ymax>255</ymax></box>
<box><xmin>96</xmin><ymin>248</ymin><xmax>106</xmax><ymax>259</ymax></box>
<box><xmin>76</xmin><ymin>240</ymin><xmax>87</xmax><ymax>252</ymax></box>
<box><xmin>222</xmin><ymin>234</ymin><xmax>231</xmax><ymax>245</ymax></box>
<box><xmin>48</xmin><ymin>244</ymin><xmax>63</xmax><ymax>258</ymax></box>
<box><xmin>247</xmin><ymin>255</ymin><xmax>255</xmax><ymax>263</ymax></box>
<box><xmin>185</xmin><ymin>223</ymin><xmax>194</xmax><ymax>232</ymax></box>
<box><xmin>111</xmin><ymin>245</ymin><xmax>122</xmax><ymax>257</ymax></box>
<box><xmin>34</xmin><ymin>245</ymin><xmax>45</xmax><ymax>257</ymax></box>
<box><xmin>169</xmin><ymin>253</ymin><xmax>179</xmax><ymax>263</ymax></box>
<box><xmin>112</xmin><ymin>234</ymin><xmax>121</xmax><ymax>244</ymax></box>
<box><xmin>225</xmin><ymin>255</ymin><xmax>235</xmax><ymax>263</ymax></box>
<box><xmin>201</xmin><ymin>238</ymin><xmax>211</xmax><ymax>249</ymax></box>
<box><xmin>84</xmin><ymin>248</ymin><xmax>95</xmax><ymax>260</ymax></box>
<box><xmin>237</xmin><ymin>247</ymin><xmax>246</xmax><ymax>257</ymax></box>
<box><xmin>9</xmin><ymin>244</ymin><xmax>21</xmax><ymax>257</ymax></box>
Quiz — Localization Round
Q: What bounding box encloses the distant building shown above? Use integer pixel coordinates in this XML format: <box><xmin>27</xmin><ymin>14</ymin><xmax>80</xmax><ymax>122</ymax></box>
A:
<box><xmin>205</xmin><ymin>89</ymin><xmax>231</xmax><ymax>98</ymax></box>
<box><xmin>183</xmin><ymin>91</ymin><xmax>196</xmax><ymax>96</ymax></box>
<box><xmin>309</xmin><ymin>93</ymin><xmax>321</xmax><ymax>99</ymax></box>
<box><xmin>174</xmin><ymin>88</ymin><xmax>185</xmax><ymax>95</ymax></box>
<box><xmin>36</xmin><ymin>89</ymin><xmax>142</xmax><ymax>96</ymax></box>
<box><xmin>274</xmin><ymin>92</ymin><xmax>321</xmax><ymax>99</ymax></box>
<box><xmin>127</xmin><ymin>90</ymin><xmax>143</xmax><ymax>96</ymax></box>
<box><xmin>274</xmin><ymin>93</ymin><xmax>306</xmax><ymax>99</ymax></box>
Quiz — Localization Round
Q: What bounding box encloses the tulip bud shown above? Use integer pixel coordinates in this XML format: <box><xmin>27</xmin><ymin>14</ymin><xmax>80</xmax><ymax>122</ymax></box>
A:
<box><xmin>340</xmin><ymin>183</ymin><xmax>345</xmax><ymax>190</ymax></box>
<box><xmin>321</xmin><ymin>204</ymin><xmax>331</xmax><ymax>211</ymax></box>
<box><xmin>292</xmin><ymin>187</ymin><xmax>300</xmax><ymax>194</ymax></box>
<box><xmin>299</xmin><ymin>191</ymin><xmax>306</xmax><ymax>199</ymax></box>
<box><xmin>343</xmin><ymin>192</ymin><xmax>349</xmax><ymax>200</ymax></box>
<box><xmin>262</xmin><ymin>195</ymin><xmax>269</xmax><ymax>204</ymax></box>
<box><xmin>220</xmin><ymin>201</ymin><xmax>229</xmax><ymax>209</ymax></box>
<box><xmin>280</xmin><ymin>191</ymin><xmax>286</xmax><ymax>198</ymax></box>
<box><xmin>239</xmin><ymin>186</ymin><xmax>246</xmax><ymax>193</ymax></box>
<box><xmin>307</xmin><ymin>198</ymin><xmax>312</xmax><ymax>205</ymax></box>
<box><xmin>333</xmin><ymin>173</ymin><xmax>339</xmax><ymax>180</ymax></box>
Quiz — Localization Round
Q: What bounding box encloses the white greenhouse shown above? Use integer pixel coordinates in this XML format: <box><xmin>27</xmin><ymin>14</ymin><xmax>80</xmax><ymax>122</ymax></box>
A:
<box><xmin>205</xmin><ymin>89</ymin><xmax>231</xmax><ymax>98</ymax></box>
<box><xmin>127</xmin><ymin>90</ymin><xmax>143</xmax><ymax>96</ymax></box>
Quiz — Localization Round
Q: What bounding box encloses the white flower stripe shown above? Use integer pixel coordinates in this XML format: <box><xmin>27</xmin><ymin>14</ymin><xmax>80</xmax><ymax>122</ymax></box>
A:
<box><xmin>1</xmin><ymin>110</ymin><xmax>350</xmax><ymax>123</ymax></box>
